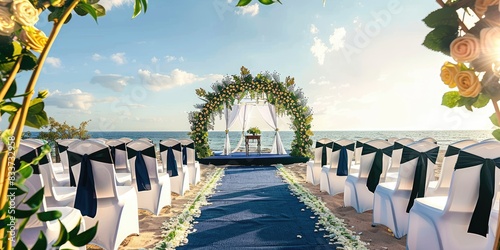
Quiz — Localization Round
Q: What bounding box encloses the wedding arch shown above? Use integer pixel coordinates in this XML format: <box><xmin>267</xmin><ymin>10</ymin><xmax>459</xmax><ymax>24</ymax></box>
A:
<box><xmin>188</xmin><ymin>66</ymin><xmax>314</xmax><ymax>158</ymax></box>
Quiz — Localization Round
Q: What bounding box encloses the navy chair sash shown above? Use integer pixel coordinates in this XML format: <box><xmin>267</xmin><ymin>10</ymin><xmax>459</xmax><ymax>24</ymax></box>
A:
<box><xmin>444</xmin><ymin>145</ymin><xmax>461</xmax><ymax>157</ymax></box>
<box><xmin>356</xmin><ymin>141</ymin><xmax>364</xmax><ymax>149</ymax></box>
<box><xmin>400</xmin><ymin>146</ymin><xmax>439</xmax><ymax>212</ymax></box>
<box><xmin>109</xmin><ymin>142</ymin><xmax>126</xmax><ymax>164</ymax></box>
<box><xmin>15</xmin><ymin>148</ymin><xmax>41</xmax><ymax>174</ymax></box>
<box><xmin>182</xmin><ymin>142</ymin><xmax>194</xmax><ymax>165</ymax></box>
<box><xmin>316</xmin><ymin>141</ymin><xmax>333</xmax><ymax>167</ymax></box>
<box><xmin>333</xmin><ymin>142</ymin><xmax>354</xmax><ymax>176</ymax></box>
<box><xmin>57</xmin><ymin>144</ymin><xmax>68</xmax><ymax>154</ymax></box>
<box><xmin>454</xmin><ymin>151</ymin><xmax>500</xmax><ymax>237</ymax></box>
<box><xmin>126</xmin><ymin>146</ymin><xmax>154</xmax><ymax>192</ymax></box>
<box><xmin>393</xmin><ymin>142</ymin><xmax>405</xmax><ymax>150</ymax></box>
<box><xmin>363</xmin><ymin>144</ymin><xmax>393</xmax><ymax>193</ymax></box>
<box><xmin>67</xmin><ymin>147</ymin><xmax>112</xmax><ymax>218</ymax></box>
<box><xmin>159</xmin><ymin>143</ymin><xmax>181</xmax><ymax>177</ymax></box>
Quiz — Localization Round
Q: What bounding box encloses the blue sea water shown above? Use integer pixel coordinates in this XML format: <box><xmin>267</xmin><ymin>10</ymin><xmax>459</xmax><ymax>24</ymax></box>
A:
<box><xmin>30</xmin><ymin>130</ymin><xmax>494</xmax><ymax>152</ymax></box>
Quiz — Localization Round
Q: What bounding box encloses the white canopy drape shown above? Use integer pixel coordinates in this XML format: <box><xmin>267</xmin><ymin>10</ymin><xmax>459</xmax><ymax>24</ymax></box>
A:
<box><xmin>257</xmin><ymin>103</ymin><xmax>287</xmax><ymax>154</ymax></box>
<box><xmin>231</xmin><ymin>104</ymin><xmax>253</xmax><ymax>153</ymax></box>
<box><xmin>222</xmin><ymin>104</ymin><xmax>240</xmax><ymax>155</ymax></box>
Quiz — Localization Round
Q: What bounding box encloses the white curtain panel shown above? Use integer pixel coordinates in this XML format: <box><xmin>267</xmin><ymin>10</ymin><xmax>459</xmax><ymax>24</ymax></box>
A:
<box><xmin>257</xmin><ymin>103</ymin><xmax>287</xmax><ymax>154</ymax></box>
<box><xmin>222</xmin><ymin>104</ymin><xmax>240</xmax><ymax>155</ymax></box>
<box><xmin>232</xmin><ymin>104</ymin><xmax>254</xmax><ymax>153</ymax></box>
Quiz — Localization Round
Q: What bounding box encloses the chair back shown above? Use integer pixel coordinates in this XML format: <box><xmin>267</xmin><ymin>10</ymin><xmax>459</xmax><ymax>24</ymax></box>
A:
<box><xmin>354</xmin><ymin>138</ymin><xmax>371</xmax><ymax>164</ymax></box>
<box><xmin>358</xmin><ymin>139</ymin><xmax>392</xmax><ymax>179</ymax></box>
<box><xmin>106</xmin><ymin>139</ymin><xmax>129</xmax><ymax>172</ymax></box>
<box><xmin>180</xmin><ymin>139</ymin><xmax>196</xmax><ymax>165</ymax></box>
<box><xmin>313</xmin><ymin>138</ymin><xmax>333</xmax><ymax>167</ymax></box>
<box><xmin>331</xmin><ymin>139</ymin><xmax>354</xmax><ymax>171</ymax></box>
<box><xmin>419</xmin><ymin>137</ymin><xmax>437</xmax><ymax>144</ymax></box>
<box><xmin>159</xmin><ymin>139</ymin><xmax>183</xmax><ymax>173</ymax></box>
<box><xmin>127</xmin><ymin>140</ymin><xmax>159</xmax><ymax>181</ymax></box>
<box><xmin>386</xmin><ymin>137</ymin><xmax>398</xmax><ymax>144</ymax></box>
<box><xmin>389</xmin><ymin>138</ymin><xmax>414</xmax><ymax>172</ymax></box>
<box><xmin>68</xmin><ymin>140</ymin><xmax>117</xmax><ymax>199</ymax></box>
<box><xmin>56</xmin><ymin>139</ymin><xmax>80</xmax><ymax>170</ymax></box>
<box><xmin>20</xmin><ymin>140</ymin><xmax>56</xmax><ymax>198</ymax></box>
<box><xmin>396</xmin><ymin>141</ymin><xmax>439</xmax><ymax>191</ymax></box>
<box><xmin>437</xmin><ymin>139</ymin><xmax>478</xmax><ymax>189</ymax></box>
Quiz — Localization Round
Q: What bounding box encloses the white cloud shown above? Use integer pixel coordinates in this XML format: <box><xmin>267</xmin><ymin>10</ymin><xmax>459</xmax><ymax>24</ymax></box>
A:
<box><xmin>178</xmin><ymin>56</ymin><xmax>185</xmax><ymax>62</ymax></box>
<box><xmin>92</xmin><ymin>53</ymin><xmax>104</xmax><ymax>61</ymax></box>
<box><xmin>110</xmin><ymin>52</ymin><xmax>127</xmax><ymax>65</ymax></box>
<box><xmin>45</xmin><ymin>57</ymin><xmax>61</xmax><ymax>68</ymax></box>
<box><xmin>310</xmin><ymin>24</ymin><xmax>319</xmax><ymax>34</ymax></box>
<box><xmin>310</xmin><ymin>37</ymin><xmax>328</xmax><ymax>65</ymax></box>
<box><xmin>45</xmin><ymin>89</ymin><xmax>94</xmax><ymax>112</ymax></box>
<box><xmin>165</xmin><ymin>55</ymin><xmax>176</xmax><ymax>62</ymax></box>
<box><xmin>137</xmin><ymin>69</ymin><xmax>202</xmax><ymax>91</ymax></box>
<box><xmin>151</xmin><ymin>56</ymin><xmax>159</xmax><ymax>64</ymax></box>
<box><xmin>329</xmin><ymin>27</ymin><xmax>346</xmax><ymax>51</ymax></box>
<box><xmin>98</xmin><ymin>0</ymin><xmax>133</xmax><ymax>11</ymax></box>
<box><xmin>235</xmin><ymin>3</ymin><xmax>259</xmax><ymax>16</ymax></box>
<box><xmin>90</xmin><ymin>74</ymin><xmax>134</xmax><ymax>92</ymax></box>
<box><xmin>309</xmin><ymin>76</ymin><xmax>331</xmax><ymax>85</ymax></box>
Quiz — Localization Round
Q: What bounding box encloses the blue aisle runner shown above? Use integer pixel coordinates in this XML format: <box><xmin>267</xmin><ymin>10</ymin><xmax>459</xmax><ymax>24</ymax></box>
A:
<box><xmin>178</xmin><ymin>166</ymin><xmax>336</xmax><ymax>250</ymax></box>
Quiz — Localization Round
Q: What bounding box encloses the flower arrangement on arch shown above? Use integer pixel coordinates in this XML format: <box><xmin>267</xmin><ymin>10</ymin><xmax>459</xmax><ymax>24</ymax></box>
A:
<box><xmin>423</xmin><ymin>0</ymin><xmax>500</xmax><ymax>140</ymax></box>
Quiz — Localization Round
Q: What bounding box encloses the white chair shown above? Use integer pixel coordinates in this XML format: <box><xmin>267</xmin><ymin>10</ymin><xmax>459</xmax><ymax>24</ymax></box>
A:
<box><xmin>15</xmin><ymin>143</ymin><xmax>86</xmax><ymax>249</ymax></box>
<box><xmin>407</xmin><ymin>141</ymin><xmax>500</xmax><ymax>250</ymax></box>
<box><xmin>385</xmin><ymin>138</ymin><xmax>414</xmax><ymax>182</ymax></box>
<box><xmin>120</xmin><ymin>137</ymin><xmax>133</xmax><ymax>144</ymax></box>
<box><xmin>106</xmin><ymin>139</ymin><xmax>131</xmax><ymax>173</ymax></box>
<box><xmin>56</xmin><ymin>138</ymin><xmax>80</xmax><ymax>174</ymax></box>
<box><xmin>180</xmin><ymin>138</ymin><xmax>201</xmax><ymax>185</ymax></box>
<box><xmin>351</xmin><ymin>138</ymin><xmax>371</xmax><ymax>173</ymax></box>
<box><xmin>20</xmin><ymin>140</ymin><xmax>76</xmax><ymax>207</ymax></box>
<box><xmin>306</xmin><ymin>138</ymin><xmax>333</xmax><ymax>185</ymax></box>
<box><xmin>67</xmin><ymin>140</ymin><xmax>139</xmax><ymax>250</ymax></box>
<box><xmin>426</xmin><ymin>139</ymin><xmax>478</xmax><ymax>197</ymax></box>
<box><xmin>22</xmin><ymin>139</ymin><xmax>70</xmax><ymax>187</ymax></box>
<box><xmin>159</xmin><ymin>139</ymin><xmax>190</xmax><ymax>196</ymax></box>
<box><xmin>386</xmin><ymin>137</ymin><xmax>398</xmax><ymax>144</ymax></box>
<box><xmin>372</xmin><ymin>140</ymin><xmax>439</xmax><ymax>239</ymax></box>
<box><xmin>320</xmin><ymin>139</ymin><xmax>354</xmax><ymax>196</ymax></box>
<box><xmin>344</xmin><ymin>139</ymin><xmax>392</xmax><ymax>213</ymax></box>
<box><xmin>419</xmin><ymin>137</ymin><xmax>437</xmax><ymax>144</ymax></box>
<box><xmin>127</xmin><ymin>140</ymin><xmax>171</xmax><ymax>215</ymax></box>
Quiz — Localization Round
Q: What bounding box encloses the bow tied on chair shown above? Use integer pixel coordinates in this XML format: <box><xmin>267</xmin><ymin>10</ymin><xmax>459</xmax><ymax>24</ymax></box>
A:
<box><xmin>454</xmin><ymin>151</ymin><xmax>500</xmax><ymax>237</ymax></box>
<box><xmin>57</xmin><ymin>144</ymin><xmax>68</xmax><ymax>154</ymax></box>
<box><xmin>182</xmin><ymin>142</ymin><xmax>194</xmax><ymax>165</ymax></box>
<box><xmin>356</xmin><ymin>141</ymin><xmax>365</xmax><ymax>149</ymax></box>
<box><xmin>316</xmin><ymin>141</ymin><xmax>333</xmax><ymax>167</ymax></box>
<box><xmin>393</xmin><ymin>142</ymin><xmax>405</xmax><ymax>150</ymax></box>
<box><xmin>444</xmin><ymin>145</ymin><xmax>461</xmax><ymax>157</ymax></box>
<box><xmin>127</xmin><ymin>146</ymin><xmax>155</xmax><ymax>192</ymax></box>
<box><xmin>363</xmin><ymin>144</ymin><xmax>393</xmax><ymax>193</ymax></box>
<box><xmin>333</xmin><ymin>142</ymin><xmax>355</xmax><ymax>176</ymax></box>
<box><xmin>109</xmin><ymin>142</ymin><xmax>126</xmax><ymax>164</ymax></box>
<box><xmin>159</xmin><ymin>143</ymin><xmax>181</xmax><ymax>177</ymax></box>
<box><xmin>67</xmin><ymin>147</ymin><xmax>112</xmax><ymax>218</ymax></box>
<box><xmin>14</xmin><ymin>146</ymin><xmax>48</xmax><ymax>174</ymax></box>
<box><xmin>400</xmin><ymin>146</ymin><xmax>439</xmax><ymax>213</ymax></box>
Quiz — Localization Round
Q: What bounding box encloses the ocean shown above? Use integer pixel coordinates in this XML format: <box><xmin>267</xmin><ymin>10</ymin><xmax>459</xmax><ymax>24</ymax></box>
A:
<box><xmin>29</xmin><ymin>130</ymin><xmax>495</xmax><ymax>152</ymax></box>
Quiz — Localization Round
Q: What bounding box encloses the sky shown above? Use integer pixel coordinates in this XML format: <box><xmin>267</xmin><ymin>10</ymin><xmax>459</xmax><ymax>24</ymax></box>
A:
<box><xmin>5</xmin><ymin>0</ymin><xmax>497</xmax><ymax>132</ymax></box>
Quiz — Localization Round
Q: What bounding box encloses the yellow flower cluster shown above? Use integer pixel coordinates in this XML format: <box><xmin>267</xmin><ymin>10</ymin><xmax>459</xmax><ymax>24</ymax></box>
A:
<box><xmin>440</xmin><ymin>61</ymin><xmax>482</xmax><ymax>97</ymax></box>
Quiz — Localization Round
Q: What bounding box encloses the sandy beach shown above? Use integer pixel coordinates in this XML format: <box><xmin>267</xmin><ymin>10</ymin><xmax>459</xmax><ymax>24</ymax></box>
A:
<box><xmin>87</xmin><ymin>157</ymin><xmax>442</xmax><ymax>250</ymax></box>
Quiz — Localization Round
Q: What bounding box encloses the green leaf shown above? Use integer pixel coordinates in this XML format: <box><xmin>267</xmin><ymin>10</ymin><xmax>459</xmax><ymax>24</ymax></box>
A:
<box><xmin>25</xmin><ymin>110</ymin><xmax>49</xmax><ymax>129</ymax></box>
<box><xmin>14</xmin><ymin>182</ymin><xmax>28</xmax><ymax>196</ymax></box>
<box><xmin>17</xmin><ymin>163</ymin><xmax>33</xmax><ymax>179</ymax></box>
<box><xmin>69</xmin><ymin>222</ymin><xmax>99</xmax><ymax>247</ymax></box>
<box><xmin>0</xmin><ymin>102</ymin><xmax>21</xmax><ymax>114</ymax></box>
<box><xmin>141</xmin><ymin>0</ymin><xmax>148</xmax><ymax>14</ymax></box>
<box><xmin>37</xmin><ymin>210</ymin><xmax>62</xmax><ymax>222</ymax></box>
<box><xmin>31</xmin><ymin>232</ymin><xmax>48</xmax><ymax>250</ymax></box>
<box><xmin>52</xmin><ymin>220</ymin><xmax>69</xmax><ymax>247</ymax></box>
<box><xmin>24</xmin><ymin>187</ymin><xmax>44</xmax><ymax>209</ymax></box>
<box><xmin>68</xmin><ymin>217</ymin><xmax>81</xmax><ymax>239</ymax></box>
<box><xmin>259</xmin><ymin>0</ymin><xmax>275</xmax><ymax>4</ymax></box>
<box><xmin>490</xmin><ymin>113</ymin><xmax>499</xmax><ymax>127</ymax></box>
<box><xmin>1</xmin><ymin>79</ymin><xmax>17</xmax><ymax>99</ymax></box>
<box><xmin>76</xmin><ymin>2</ymin><xmax>99</xmax><ymax>22</ymax></box>
<box><xmin>48</xmin><ymin>8</ymin><xmax>64</xmax><ymax>22</ymax></box>
<box><xmin>441</xmin><ymin>91</ymin><xmax>460</xmax><ymax>108</ymax></box>
<box><xmin>423</xmin><ymin>6</ymin><xmax>459</xmax><ymax>29</ymax></box>
<box><xmin>472</xmin><ymin>93</ymin><xmax>490</xmax><ymax>108</ymax></box>
<box><xmin>133</xmin><ymin>0</ymin><xmax>143</xmax><ymax>18</ymax></box>
<box><xmin>14</xmin><ymin>207</ymin><xmax>39</xmax><ymax>219</ymax></box>
<box><xmin>13</xmin><ymin>240</ymin><xmax>28</xmax><ymax>250</ymax></box>
<box><xmin>236</xmin><ymin>0</ymin><xmax>252</xmax><ymax>6</ymax></box>
<box><xmin>19</xmin><ymin>50</ymin><xmax>38</xmax><ymax>71</ymax></box>
<box><xmin>91</xmin><ymin>3</ymin><xmax>106</xmax><ymax>17</ymax></box>
<box><xmin>0</xmin><ymin>40</ymin><xmax>22</xmax><ymax>74</ymax></box>
<box><xmin>422</xmin><ymin>25</ymin><xmax>458</xmax><ymax>55</ymax></box>
<box><xmin>29</xmin><ymin>98</ymin><xmax>44</xmax><ymax>114</ymax></box>
<box><xmin>493</xmin><ymin>129</ymin><xmax>500</xmax><ymax>141</ymax></box>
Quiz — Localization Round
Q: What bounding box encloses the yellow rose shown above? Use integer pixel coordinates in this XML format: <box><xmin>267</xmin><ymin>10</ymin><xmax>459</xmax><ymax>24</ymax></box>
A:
<box><xmin>440</xmin><ymin>62</ymin><xmax>459</xmax><ymax>88</ymax></box>
<box><xmin>455</xmin><ymin>70</ymin><xmax>482</xmax><ymax>97</ymax></box>
<box><xmin>450</xmin><ymin>34</ymin><xmax>480</xmax><ymax>63</ymax></box>
<box><xmin>11</xmin><ymin>0</ymin><xmax>38</xmax><ymax>27</ymax></box>
<box><xmin>0</xmin><ymin>6</ymin><xmax>18</xmax><ymax>36</ymax></box>
<box><xmin>19</xmin><ymin>26</ymin><xmax>47</xmax><ymax>52</ymax></box>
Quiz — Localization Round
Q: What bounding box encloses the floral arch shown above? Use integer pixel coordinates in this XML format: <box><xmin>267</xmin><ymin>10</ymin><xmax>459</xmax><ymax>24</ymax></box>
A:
<box><xmin>188</xmin><ymin>67</ymin><xmax>314</xmax><ymax>158</ymax></box>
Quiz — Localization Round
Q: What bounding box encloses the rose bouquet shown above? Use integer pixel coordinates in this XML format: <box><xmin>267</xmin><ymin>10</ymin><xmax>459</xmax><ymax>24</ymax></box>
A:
<box><xmin>423</xmin><ymin>0</ymin><xmax>500</xmax><ymax>140</ymax></box>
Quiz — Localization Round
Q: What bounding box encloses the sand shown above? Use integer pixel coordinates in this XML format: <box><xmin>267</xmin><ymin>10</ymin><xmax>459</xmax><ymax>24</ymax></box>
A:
<box><xmin>85</xmin><ymin>159</ymin><xmax>435</xmax><ymax>250</ymax></box>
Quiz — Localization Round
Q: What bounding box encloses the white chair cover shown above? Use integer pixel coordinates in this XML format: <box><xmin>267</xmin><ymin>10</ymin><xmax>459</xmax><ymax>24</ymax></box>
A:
<box><xmin>106</xmin><ymin>139</ymin><xmax>131</xmax><ymax>173</ymax></box>
<box><xmin>427</xmin><ymin>139</ymin><xmax>477</xmax><ymax>197</ymax></box>
<box><xmin>344</xmin><ymin>139</ymin><xmax>392</xmax><ymax>213</ymax></box>
<box><xmin>372</xmin><ymin>140</ymin><xmax>439</xmax><ymax>238</ymax></box>
<box><xmin>352</xmin><ymin>138</ymin><xmax>371</xmax><ymax>171</ymax></box>
<box><xmin>127</xmin><ymin>140</ymin><xmax>171</xmax><ymax>215</ymax></box>
<box><xmin>68</xmin><ymin>140</ymin><xmax>139</xmax><ymax>250</ymax></box>
<box><xmin>385</xmin><ymin>138</ymin><xmax>414</xmax><ymax>182</ymax></box>
<box><xmin>56</xmin><ymin>138</ymin><xmax>80</xmax><ymax>175</ymax></box>
<box><xmin>320</xmin><ymin>139</ymin><xmax>355</xmax><ymax>196</ymax></box>
<box><xmin>159</xmin><ymin>139</ymin><xmax>190</xmax><ymax>196</ymax></box>
<box><xmin>180</xmin><ymin>138</ymin><xmax>201</xmax><ymax>185</ymax></box>
<box><xmin>306</xmin><ymin>138</ymin><xmax>333</xmax><ymax>185</ymax></box>
<box><xmin>15</xmin><ymin>143</ymin><xmax>85</xmax><ymax>249</ymax></box>
<box><xmin>407</xmin><ymin>141</ymin><xmax>500</xmax><ymax>250</ymax></box>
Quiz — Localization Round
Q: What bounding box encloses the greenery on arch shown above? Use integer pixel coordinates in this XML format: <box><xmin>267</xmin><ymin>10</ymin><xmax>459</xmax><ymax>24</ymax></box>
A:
<box><xmin>188</xmin><ymin>67</ymin><xmax>314</xmax><ymax>158</ymax></box>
